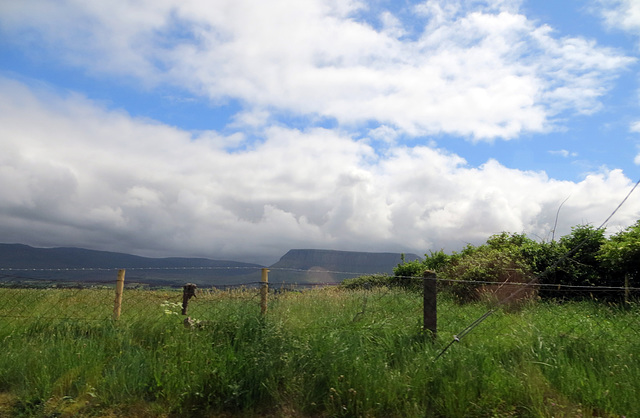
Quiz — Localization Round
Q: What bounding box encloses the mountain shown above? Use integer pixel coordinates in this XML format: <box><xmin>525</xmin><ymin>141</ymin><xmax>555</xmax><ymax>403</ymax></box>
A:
<box><xmin>0</xmin><ymin>243</ymin><xmax>263</xmax><ymax>287</ymax></box>
<box><xmin>267</xmin><ymin>249</ymin><xmax>421</xmax><ymax>284</ymax></box>
<box><xmin>0</xmin><ymin>244</ymin><xmax>420</xmax><ymax>287</ymax></box>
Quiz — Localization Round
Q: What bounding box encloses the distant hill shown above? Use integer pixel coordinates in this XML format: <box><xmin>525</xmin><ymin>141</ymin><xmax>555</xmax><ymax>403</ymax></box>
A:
<box><xmin>0</xmin><ymin>243</ymin><xmax>263</xmax><ymax>287</ymax></box>
<box><xmin>0</xmin><ymin>244</ymin><xmax>421</xmax><ymax>287</ymax></box>
<box><xmin>267</xmin><ymin>249</ymin><xmax>421</xmax><ymax>284</ymax></box>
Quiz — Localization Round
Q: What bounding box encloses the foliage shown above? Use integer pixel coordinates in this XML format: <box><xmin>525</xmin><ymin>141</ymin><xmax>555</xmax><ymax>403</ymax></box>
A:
<box><xmin>394</xmin><ymin>223</ymin><xmax>634</xmax><ymax>301</ymax></box>
<box><xmin>394</xmin><ymin>250</ymin><xmax>454</xmax><ymax>278</ymax></box>
<box><xmin>393</xmin><ymin>257</ymin><xmax>425</xmax><ymax>278</ymax></box>
<box><xmin>341</xmin><ymin>273</ymin><xmax>424</xmax><ymax>291</ymax></box>
<box><xmin>535</xmin><ymin>224</ymin><xmax>608</xmax><ymax>299</ymax></box>
<box><xmin>439</xmin><ymin>233</ymin><xmax>535</xmax><ymax>303</ymax></box>
<box><xmin>558</xmin><ymin>224</ymin><xmax>607</xmax><ymax>283</ymax></box>
<box><xmin>340</xmin><ymin>274</ymin><xmax>394</xmax><ymax>289</ymax></box>
<box><xmin>598</xmin><ymin>220</ymin><xmax>640</xmax><ymax>291</ymax></box>
<box><xmin>393</xmin><ymin>249</ymin><xmax>453</xmax><ymax>288</ymax></box>
<box><xmin>390</xmin><ymin>250</ymin><xmax>456</xmax><ymax>291</ymax></box>
<box><xmin>422</xmin><ymin>249</ymin><xmax>453</xmax><ymax>271</ymax></box>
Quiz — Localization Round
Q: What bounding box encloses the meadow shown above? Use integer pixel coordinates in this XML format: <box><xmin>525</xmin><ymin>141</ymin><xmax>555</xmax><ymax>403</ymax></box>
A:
<box><xmin>0</xmin><ymin>285</ymin><xmax>638</xmax><ymax>417</ymax></box>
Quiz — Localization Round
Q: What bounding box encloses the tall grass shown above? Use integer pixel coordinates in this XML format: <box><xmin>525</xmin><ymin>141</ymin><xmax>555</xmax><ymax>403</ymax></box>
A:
<box><xmin>0</xmin><ymin>286</ymin><xmax>638</xmax><ymax>416</ymax></box>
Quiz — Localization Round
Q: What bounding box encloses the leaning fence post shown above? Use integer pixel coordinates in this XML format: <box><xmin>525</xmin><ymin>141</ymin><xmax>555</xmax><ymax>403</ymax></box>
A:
<box><xmin>423</xmin><ymin>270</ymin><xmax>437</xmax><ymax>340</ymax></box>
<box><xmin>113</xmin><ymin>269</ymin><xmax>126</xmax><ymax>320</ymax></box>
<box><xmin>182</xmin><ymin>283</ymin><xmax>197</xmax><ymax>315</ymax></box>
<box><xmin>261</xmin><ymin>268</ymin><xmax>269</xmax><ymax>315</ymax></box>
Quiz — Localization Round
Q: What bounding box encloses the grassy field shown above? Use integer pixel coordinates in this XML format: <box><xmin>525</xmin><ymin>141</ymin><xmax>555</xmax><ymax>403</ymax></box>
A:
<box><xmin>0</xmin><ymin>285</ymin><xmax>638</xmax><ymax>417</ymax></box>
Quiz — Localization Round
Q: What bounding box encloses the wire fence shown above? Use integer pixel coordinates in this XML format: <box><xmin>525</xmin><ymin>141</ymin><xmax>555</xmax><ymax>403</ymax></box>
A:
<box><xmin>0</xmin><ymin>266</ymin><xmax>352</xmax><ymax>333</ymax></box>
<box><xmin>0</xmin><ymin>266</ymin><xmax>637</xmax><ymax>336</ymax></box>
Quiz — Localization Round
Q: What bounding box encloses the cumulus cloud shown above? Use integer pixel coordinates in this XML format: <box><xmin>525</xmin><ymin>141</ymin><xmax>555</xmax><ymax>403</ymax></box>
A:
<box><xmin>0</xmin><ymin>0</ymin><xmax>633</xmax><ymax>140</ymax></box>
<box><xmin>1</xmin><ymin>78</ymin><xmax>639</xmax><ymax>264</ymax></box>
<box><xmin>597</xmin><ymin>0</ymin><xmax>640</xmax><ymax>37</ymax></box>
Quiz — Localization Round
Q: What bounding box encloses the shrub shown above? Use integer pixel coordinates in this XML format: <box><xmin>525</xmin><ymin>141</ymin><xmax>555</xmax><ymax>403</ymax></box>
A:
<box><xmin>393</xmin><ymin>258</ymin><xmax>426</xmax><ymax>279</ymax></box>
<box><xmin>537</xmin><ymin>224</ymin><xmax>607</xmax><ymax>300</ymax></box>
<box><xmin>439</xmin><ymin>241</ymin><xmax>535</xmax><ymax>305</ymax></box>
<box><xmin>394</xmin><ymin>250</ymin><xmax>455</xmax><ymax>277</ymax></box>
<box><xmin>598</xmin><ymin>220</ymin><xmax>640</xmax><ymax>300</ymax></box>
<box><xmin>340</xmin><ymin>274</ymin><xmax>394</xmax><ymax>290</ymax></box>
<box><xmin>341</xmin><ymin>273</ymin><xmax>427</xmax><ymax>291</ymax></box>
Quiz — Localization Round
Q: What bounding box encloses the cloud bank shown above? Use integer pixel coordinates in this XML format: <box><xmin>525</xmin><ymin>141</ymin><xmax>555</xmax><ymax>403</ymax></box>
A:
<box><xmin>1</xmin><ymin>0</ymin><xmax>639</xmax><ymax>264</ymax></box>
<box><xmin>1</xmin><ymin>78</ymin><xmax>638</xmax><ymax>264</ymax></box>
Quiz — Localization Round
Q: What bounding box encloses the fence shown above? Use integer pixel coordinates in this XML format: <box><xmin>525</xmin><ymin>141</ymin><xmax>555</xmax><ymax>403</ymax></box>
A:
<box><xmin>1</xmin><ymin>265</ymin><xmax>637</xmax><ymax>338</ymax></box>
<box><xmin>0</xmin><ymin>266</ymin><xmax>353</xmax><ymax>332</ymax></box>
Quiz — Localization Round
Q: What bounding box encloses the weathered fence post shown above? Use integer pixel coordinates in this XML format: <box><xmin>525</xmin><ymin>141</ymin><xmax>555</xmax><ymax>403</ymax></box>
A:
<box><xmin>113</xmin><ymin>269</ymin><xmax>126</xmax><ymax>320</ymax></box>
<box><xmin>182</xmin><ymin>283</ymin><xmax>197</xmax><ymax>315</ymax></box>
<box><xmin>625</xmin><ymin>274</ymin><xmax>630</xmax><ymax>304</ymax></box>
<box><xmin>423</xmin><ymin>270</ymin><xmax>437</xmax><ymax>340</ymax></box>
<box><xmin>261</xmin><ymin>268</ymin><xmax>269</xmax><ymax>315</ymax></box>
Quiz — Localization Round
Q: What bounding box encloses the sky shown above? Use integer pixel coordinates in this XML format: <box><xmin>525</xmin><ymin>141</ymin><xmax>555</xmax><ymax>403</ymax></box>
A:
<box><xmin>1</xmin><ymin>0</ymin><xmax>640</xmax><ymax>265</ymax></box>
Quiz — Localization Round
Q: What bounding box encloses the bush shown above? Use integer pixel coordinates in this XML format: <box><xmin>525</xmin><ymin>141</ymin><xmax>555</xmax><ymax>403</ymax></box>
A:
<box><xmin>340</xmin><ymin>274</ymin><xmax>394</xmax><ymax>290</ymax></box>
<box><xmin>341</xmin><ymin>273</ymin><xmax>427</xmax><ymax>291</ymax></box>
<box><xmin>389</xmin><ymin>221</ymin><xmax>640</xmax><ymax>302</ymax></box>
<box><xmin>537</xmin><ymin>224</ymin><xmax>607</xmax><ymax>300</ymax></box>
<box><xmin>598</xmin><ymin>220</ymin><xmax>640</xmax><ymax>300</ymax></box>
<box><xmin>439</xmin><ymin>238</ymin><xmax>535</xmax><ymax>304</ymax></box>
<box><xmin>393</xmin><ymin>258</ymin><xmax>426</xmax><ymax>279</ymax></box>
<box><xmin>394</xmin><ymin>250</ymin><xmax>455</xmax><ymax>277</ymax></box>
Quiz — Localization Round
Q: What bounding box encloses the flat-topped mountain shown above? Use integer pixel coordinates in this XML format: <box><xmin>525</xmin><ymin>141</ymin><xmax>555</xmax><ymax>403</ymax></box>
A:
<box><xmin>0</xmin><ymin>244</ymin><xmax>420</xmax><ymax>287</ymax></box>
<box><xmin>267</xmin><ymin>249</ymin><xmax>421</xmax><ymax>284</ymax></box>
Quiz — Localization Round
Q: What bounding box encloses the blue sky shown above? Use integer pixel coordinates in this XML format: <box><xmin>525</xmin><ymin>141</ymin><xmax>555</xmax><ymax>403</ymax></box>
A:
<box><xmin>1</xmin><ymin>0</ymin><xmax>640</xmax><ymax>264</ymax></box>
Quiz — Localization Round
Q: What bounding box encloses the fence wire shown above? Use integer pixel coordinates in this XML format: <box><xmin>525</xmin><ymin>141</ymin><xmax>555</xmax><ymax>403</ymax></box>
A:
<box><xmin>0</xmin><ymin>267</ymin><xmax>637</xmax><ymax>339</ymax></box>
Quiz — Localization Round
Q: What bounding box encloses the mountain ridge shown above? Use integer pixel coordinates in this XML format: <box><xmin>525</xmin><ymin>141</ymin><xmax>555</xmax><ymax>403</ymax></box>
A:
<box><xmin>0</xmin><ymin>243</ymin><xmax>420</xmax><ymax>286</ymax></box>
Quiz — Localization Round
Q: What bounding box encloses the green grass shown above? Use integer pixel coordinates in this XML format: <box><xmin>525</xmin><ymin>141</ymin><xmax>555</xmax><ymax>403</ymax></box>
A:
<box><xmin>0</xmin><ymin>286</ymin><xmax>638</xmax><ymax>417</ymax></box>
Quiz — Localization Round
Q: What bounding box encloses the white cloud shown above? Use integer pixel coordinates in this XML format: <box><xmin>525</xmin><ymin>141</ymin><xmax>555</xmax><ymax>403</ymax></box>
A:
<box><xmin>368</xmin><ymin>125</ymin><xmax>400</xmax><ymax>143</ymax></box>
<box><xmin>597</xmin><ymin>0</ymin><xmax>640</xmax><ymax>37</ymax></box>
<box><xmin>0</xmin><ymin>0</ymin><xmax>633</xmax><ymax>141</ymax></box>
<box><xmin>1</xmin><ymin>78</ymin><xmax>639</xmax><ymax>263</ymax></box>
<box><xmin>549</xmin><ymin>149</ymin><xmax>578</xmax><ymax>158</ymax></box>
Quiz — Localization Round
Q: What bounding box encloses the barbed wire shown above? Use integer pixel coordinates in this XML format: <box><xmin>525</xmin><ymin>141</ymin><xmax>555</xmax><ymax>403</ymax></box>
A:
<box><xmin>0</xmin><ymin>266</ymin><xmax>368</xmax><ymax>275</ymax></box>
<box><xmin>0</xmin><ymin>266</ymin><xmax>261</xmax><ymax>272</ymax></box>
<box><xmin>2</xmin><ymin>266</ymin><xmax>638</xmax><ymax>293</ymax></box>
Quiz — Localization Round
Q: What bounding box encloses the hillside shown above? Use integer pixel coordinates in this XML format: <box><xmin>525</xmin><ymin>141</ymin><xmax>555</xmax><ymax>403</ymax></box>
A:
<box><xmin>0</xmin><ymin>244</ymin><xmax>420</xmax><ymax>287</ymax></box>
<box><xmin>267</xmin><ymin>249</ymin><xmax>421</xmax><ymax>284</ymax></box>
<box><xmin>0</xmin><ymin>243</ymin><xmax>263</xmax><ymax>287</ymax></box>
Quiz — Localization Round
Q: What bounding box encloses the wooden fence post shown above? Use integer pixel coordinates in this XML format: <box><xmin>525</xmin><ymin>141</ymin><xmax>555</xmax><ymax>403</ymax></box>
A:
<box><xmin>182</xmin><ymin>283</ymin><xmax>197</xmax><ymax>315</ymax></box>
<box><xmin>625</xmin><ymin>274</ymin><xmax>630</xmax><ymax>304</ymax></box>
<box><xmin>261</xmin><ymin>268</ymin><xmax>269</xmax><ymax>315</ymax></box>
<box><xmin>423</xmin><ymin>270</ymin><xmax>437</xmax><ymax>340</ymax></box>
<box><xmin>113</xmin><ymin>269</ymin><xmax>126</xmax><ymax>320</ymax></box>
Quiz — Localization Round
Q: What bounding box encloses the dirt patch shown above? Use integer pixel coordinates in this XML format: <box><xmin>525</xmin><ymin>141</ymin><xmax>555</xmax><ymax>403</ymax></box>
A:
<box><xmin>476</xmin><ymin>267</ymin><xmax>538</xmax><ymax>311</ymax></box>
<box><xmin>0</xmin><ymin>393</ymin><xmax>18</xmax><ymax>418</ymax></box>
